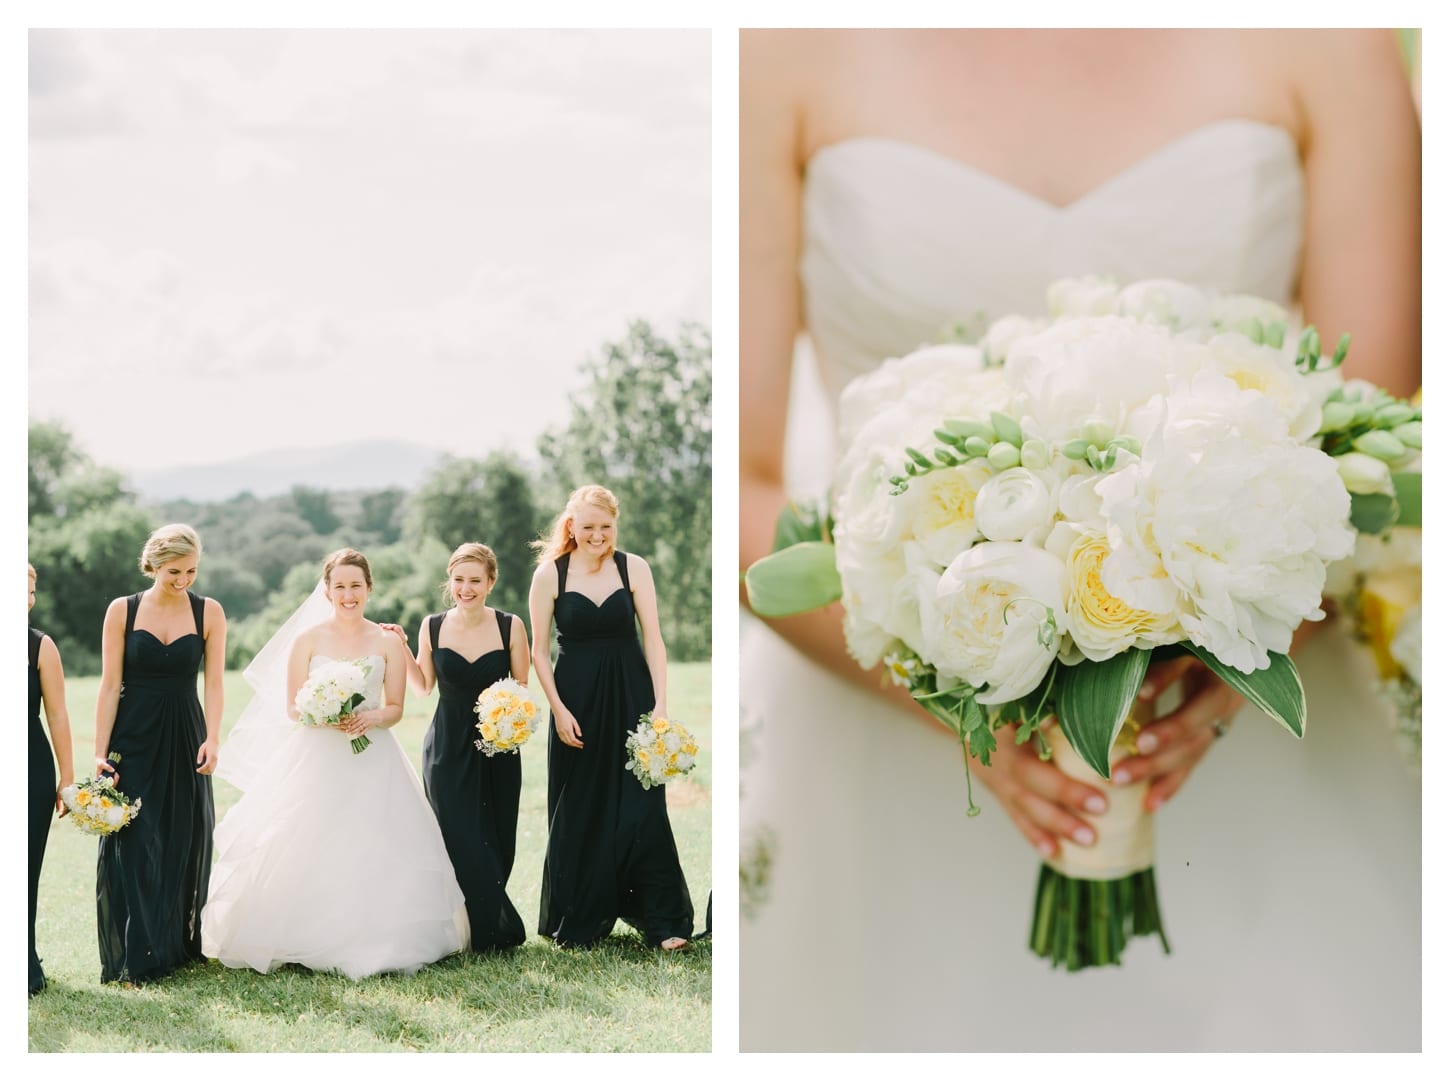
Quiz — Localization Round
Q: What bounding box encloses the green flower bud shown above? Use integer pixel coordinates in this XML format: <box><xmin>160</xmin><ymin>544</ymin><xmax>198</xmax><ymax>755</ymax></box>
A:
<box><xmin>1060</xmin><ymin>439</ymin><xmax>1090</xmax><ymax>461</ymax></box>
<box><xmin>961</xmin><ymin>436</ymin><xmax>991</xmax><ymax>458</ymax></box>
<box><xmin>1081</xmin><ymin>419</ymin><xmax>1115</xmax><ymax>447</ymax></box>
<box><xmin>1019</xmin><ymin>438</ymin><xmax>1051</xmax><ymax>471</ymax></box>
<box><xmin>1391</xmin><ymin>421</ymin><xmax>1422</xmax><ymax>449</ymax></box>
<box><xmin>933</xmin><ymin>448</ymin><xmax>960</xmax><ymax>467</ymax></box>
<box><xmin>989</xmin><ymin>411</ymin><xmax>1024</xmax><ymax>446</ymax></box>
<box><xmin>1352</xmin><ymin>430</ymin><xmax>1406</xmax><ymax>462</ymax></box>
<box><xmin>1318</xmin><ymin>401</ymin><xmax>1357</xmax><ymax>433</ymax></box>
<box><xmin>1263</xmin><ymin>322</ymin><xmax>1286</xmax><ymax>348</ymax></box>
<box><xmin>1336</xmin><ymin>451</ymin><xmax>1393</xmax><ymax>496</ymax></box>
<box><xmin>943</xmin><ymin>418</ymin><xmax>996</xmax><ymax>443</ymax></box>
<box><xmin>987</xmin><ymin>442</ymin><xmax>1020</xmax><ymax>470</ymax></box>
<box><xmin>1374</xmin><ymin>403</ymin><xmax>1415</xmax><ymax>427</ymax></box>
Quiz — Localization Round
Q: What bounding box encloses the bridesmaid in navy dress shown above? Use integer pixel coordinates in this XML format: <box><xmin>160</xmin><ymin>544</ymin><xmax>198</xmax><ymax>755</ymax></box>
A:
<box><xmin>29</xmin><ymin>564</ymin><xmax>74</xmax><ymax>995</ymax></box>
<box><xmin>93</xmin><ymin>524</ymin><xmax>226</xmax><ymax>984</ymax></box>
<box><xmin>391</xmin><ymin>543</ymin><xmax>530</xmax><ymax>950</ymax></box>
<box><xmin>528</xmin><ymin>485</ymin><xmax>694</xmax><ymax>949</ymax></box>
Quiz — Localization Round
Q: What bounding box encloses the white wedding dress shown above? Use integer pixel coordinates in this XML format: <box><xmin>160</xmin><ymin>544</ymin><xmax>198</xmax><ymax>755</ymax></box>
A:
<box><xmin>202</xmin><ymin>653</ymin><xmax>468</xmax><ymax>979</ymax></box>
<box><xmin>739</xmin><ymin>120</ymin><xmax>1421</xmax><ymax>1051</ymax></box>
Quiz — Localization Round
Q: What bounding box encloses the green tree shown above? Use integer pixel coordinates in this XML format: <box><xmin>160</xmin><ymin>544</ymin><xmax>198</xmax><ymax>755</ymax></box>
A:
<box><xmin>357</xmin><ymin>487</ymin><xmax>407</xmax><ymax>544</ymax></box>
<box><xmin>291</xmin><ymin>485</ymin><xmax>341</xmax><ymax>535</ymax></box>
<box><xmin>536</xmin><ymin>320</ymin><xmax>711</xmax><ymax>660</ymax></box>
<box><xmin>405</xmin><ymin>451</ymin><xmax>542</xmax><ymax>618</ymax></box>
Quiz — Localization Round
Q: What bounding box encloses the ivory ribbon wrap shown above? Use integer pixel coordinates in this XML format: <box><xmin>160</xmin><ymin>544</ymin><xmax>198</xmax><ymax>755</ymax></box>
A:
<box><xmin>1043</xmin><ymin>702</ymin><xmax>1156</xmax><ymax>880</ymax></box>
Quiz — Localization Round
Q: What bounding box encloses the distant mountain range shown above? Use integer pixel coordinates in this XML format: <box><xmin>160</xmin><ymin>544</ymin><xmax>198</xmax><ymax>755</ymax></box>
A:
<box><xmin>131</xmin><ymin>440</ymin><xmax>448</xmax><ymax>502</ymax></box>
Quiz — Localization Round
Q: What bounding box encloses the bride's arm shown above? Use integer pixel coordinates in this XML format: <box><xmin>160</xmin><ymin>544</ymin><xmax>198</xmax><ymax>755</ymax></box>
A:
<box><xmin>1295</xmin><ymin>29</ymin><xmax>1420</xmax><ymax>397</ymax></box>
<box><xmin>285</xmin><ymin>631</ymin><xmax>314</xmax><ymax>722</ymax></box>
<box><xmin>740</xmin><ymin>31</ymin><xmax>1108</xmax><ymax>859</ymax></box>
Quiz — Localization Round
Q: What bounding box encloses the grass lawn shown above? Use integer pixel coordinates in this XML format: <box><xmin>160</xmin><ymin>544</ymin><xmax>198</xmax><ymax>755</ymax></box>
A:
<box><xmin>28</xmin><ymin>662</ymin><xmax>712</xmax><ymax>1052</ymax></box>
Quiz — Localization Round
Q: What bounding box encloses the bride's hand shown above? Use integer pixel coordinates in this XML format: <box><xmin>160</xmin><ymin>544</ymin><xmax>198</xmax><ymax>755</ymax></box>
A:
<box><xmin>1109</xmin><ymin>656</ymin><xmax>1242</xmax><ymax>810</ymax></box>
<box><xmin>377</xmin><ymin>623</ymin><xmax>408</xmax><ymax>645</ymax></box>
<box><xmin>339</xmin><ymin>710</ymin><xmax>373</xmax><ymax>737</ymax></box>
<box><xmin>554</xmin><ymin>708</ymin><xmax>584</xmax><ymax>749</ymax></box>
<box><xmin>970</xmin><ymin>727</ymin><xmax>1109</xmax><ymax>859</ymax></box>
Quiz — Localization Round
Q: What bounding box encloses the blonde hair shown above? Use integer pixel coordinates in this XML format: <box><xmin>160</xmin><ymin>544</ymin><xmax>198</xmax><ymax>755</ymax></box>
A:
<box><xmin>322</xmin><ymin>548</ymin><xmax>373</xmax><ymax>589</ymax></box>
<box><xmin>441</xmin><ymin>543</ymin><xmax>498</xmax><ymax>603</ymax></box>
<box><xmin>533</xmin><ymin>485</ymin><xmax>620</xmax><ymax>564</ymax></box>
<box><xmin>140</xmin><ymin>524</ymin><xmax>202</xmax><ymax>576</ymax></box>
<box><xmin>28</xmin><ymin>563</ymin><xmax>36</xmax><ymax>584</ymax></box>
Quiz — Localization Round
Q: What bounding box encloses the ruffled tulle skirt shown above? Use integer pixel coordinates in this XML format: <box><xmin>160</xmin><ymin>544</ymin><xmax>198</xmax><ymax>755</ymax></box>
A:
<box><xmin>202</xmin><ymin>724</ymin><xmax>467</xmax><ymax>980</ymax></box>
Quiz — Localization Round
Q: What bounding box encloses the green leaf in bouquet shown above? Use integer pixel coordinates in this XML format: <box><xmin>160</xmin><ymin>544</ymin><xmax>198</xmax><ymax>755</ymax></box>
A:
<box><xmin>1391</xmin><ymin>472</ymin><xmax>1421</xmax><ymax>527</ymax></box>
<box><xmin>1183</xmin><ymin>644</ymin><xmax>1305</xmax><ymax>738</ymax></box>
<box><xmin>1054</xmin><ymin>650</ymin><xmax>1152</xmax><ymax>780</ymax></box>
<box><xmin>771</xmin><ymin>500</ymin><xmax>831</xmax><ymax>551</ymax></box>
<box><xmin>743</xmin><ymin>542</ymin><xmax>841</xmax><ymax>618</ymax></box>
<box><xmin>1349</xmin><ymin>492</ymin><xmax>1398</xmax><ymax>534</ymax></box>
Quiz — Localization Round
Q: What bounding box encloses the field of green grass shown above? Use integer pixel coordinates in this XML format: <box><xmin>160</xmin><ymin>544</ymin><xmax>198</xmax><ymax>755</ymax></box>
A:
<box><xmin>28</xmin><ymin>663</ymin><xmax>711</xmax><ymax>1052</ymax></box>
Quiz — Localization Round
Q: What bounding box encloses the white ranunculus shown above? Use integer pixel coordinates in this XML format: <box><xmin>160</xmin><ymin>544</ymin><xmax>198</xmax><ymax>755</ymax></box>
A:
<box><xmin>1047</xmin><ymin>276</ymin><xmax>1119</xmax><ymax>318</ymax></box>
<box><xmin>1115</xmin><ymin>279</ymin><xmax>1212</xmax><ymax>331</ymax></box>
<box><xmin>927</xmin><ymin>541</ymin><xmax>1068</xmax><ymax>703</ymax></box>
<box><xmin>974</xmin><ymin>467</ymin><xmax>1059</xmax><ymax>543</ymax></box>
<box><xmin>1097</xmin><ymin>383</ymin><xmax>1355</xmax><ymax>672</ymax></box>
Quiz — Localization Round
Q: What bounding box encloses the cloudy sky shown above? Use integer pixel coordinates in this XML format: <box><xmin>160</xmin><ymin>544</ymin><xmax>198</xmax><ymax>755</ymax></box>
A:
<box><xmin>28</xmin><ymin>28</ymin><xmax>711</xmax><ymax>475</ymax></box>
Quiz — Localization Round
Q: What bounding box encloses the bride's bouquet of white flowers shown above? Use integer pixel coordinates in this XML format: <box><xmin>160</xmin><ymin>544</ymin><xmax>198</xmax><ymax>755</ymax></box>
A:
<box><xmin>294</xmin><ymin>659</ymin><xmax>373</xmax><ymax>754</ymax></box>
<box><xmin>625</xmin><ymin>714</ymin><xmax>699</xmax><ymax>789</ymax></box>
<box><xmin>61</xmin><ymin>754</ymin><xmax>142</xmax><ymax>835</ymax></box>
<box><xmin>473</xmin><ymin>677</ymin><xmax>541</xmax><ymax>756</ymax></box>
<box><xmin>746</xmin><ymin>276</ymin><xmax>1422</xmax><ymax>970</ymax></box>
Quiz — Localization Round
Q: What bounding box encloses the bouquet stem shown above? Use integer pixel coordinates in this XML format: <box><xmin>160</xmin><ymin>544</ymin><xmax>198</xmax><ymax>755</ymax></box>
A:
<box><xmin>349</xmin><ymin>735</ymin><xmax>371</xmax><ymax>754</ymax></box>
<box><xmin>1029</xmin><ymin>864</ymin><xmax>1168</xmax><ymax>969</ymax></box>
<box><xmin>1029</xmin><ymin>711</ymin><xmax>1169</xmax><ymax>969</ymax></box>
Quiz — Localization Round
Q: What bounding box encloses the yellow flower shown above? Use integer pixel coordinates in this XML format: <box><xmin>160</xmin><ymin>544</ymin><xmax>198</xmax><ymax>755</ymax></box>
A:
<box><xmin>481</xmin><ymin>721</ymin><xmax>498</xmax><ymax>741</ymax></box>
<box><xmin>1361</xmin><ymin>565</ymin><xmax>1421</xmax><ymax>679</ymax></box>
<box><xmin>637</xmin><ymin>749</ymin><xmax>652</xmax><ymax>766</ymax></box>
<box><xmin>1065</xmin><ymin>531</ymin><xmax>1177</xmax><ymax>656</ymax></box>
<box><xmin>100</xmin><ymin>797</ymin><xmax>113</xmax><ymax>809</ymax></box>
<box><xmin>522</xmin><ymin>702</ymin><xmax>537</xmax><ymax>718</ymax></box>
<box><xmin>651</xmin><ymin>716</ymin><xmax>671</xmax><ymax>735</ymax></box>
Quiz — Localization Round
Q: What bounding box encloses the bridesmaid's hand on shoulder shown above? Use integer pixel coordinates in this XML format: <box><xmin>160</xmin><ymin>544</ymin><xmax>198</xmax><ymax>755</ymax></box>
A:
<box><xmin>555</xmin><ymin>707</ymin><xmax>584</xmax><ymax>749</ymax></box>
<box><xmin>377</xmin><ymin>623</ymin><xmax>408</xmax><ymax>645</ymax></box>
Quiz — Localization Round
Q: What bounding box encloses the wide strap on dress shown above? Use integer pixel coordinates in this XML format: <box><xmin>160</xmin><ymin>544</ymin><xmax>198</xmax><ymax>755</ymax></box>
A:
<box><xmin>614</xmin><ymin>550</ymin><xmax>631</xmax><ymax>594</ymax></box>
<box><xmin>28</xmin><ymin>626</ymin><xmax>43</xmax><ymax>669</ymax></box>
<box><xmin>429</xmin><ymin>612</ymin><xmax>445</xmax><ymax>652</ymax></box>
<box><xmin>125</xmin><ymin>592</ymin><xmax>141</xmax><ymax>634</ymax></box>
<box><xmin>555</xmin><ymin>554</ymin><xmax>569</xmax><ymax>596</ymax></box>
<box><xmin>496</xmin><ymin>609</ymin><xmax>512</xmax><ymax>652</ymax></box>
<box><xmin>188</xmin><ymin>591</ymin><xmax>205</xmax><ymax>637</ymax></box>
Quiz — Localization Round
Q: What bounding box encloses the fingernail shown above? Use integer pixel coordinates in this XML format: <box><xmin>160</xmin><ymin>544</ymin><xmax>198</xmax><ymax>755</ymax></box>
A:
<box><xmin>1146</xmin><ymin>795</ymin><xmax>1163</xmax><ymax>811</ymax></box>
<box><xmin>1084</xmin><ymin>795</ymin><xmax>1108</xmax><ymax>814</ymax></box>
<box><xmin>1138</xmin><ymin>683</ymin><xmax>1154</xmax><ymax>699</ymax></box>
<box><xmin>1137</xmin><ymin>732</ymin><xmax>1158</xmax><ymax>753</ymax></box>
<box><xmin>1113</xmin><ymin>768</ymin><xmax>1132</xmax><ymax>784</ymax></box>
<box><xmin>1037</xmin><ymin>840</ymin><xmax>1055</xmax><ymax>857</ymax></box>
<box><xmin>1072</xmin><ymin>826</ymin><xmax>1095</xmax><ymax>846</ymax></box>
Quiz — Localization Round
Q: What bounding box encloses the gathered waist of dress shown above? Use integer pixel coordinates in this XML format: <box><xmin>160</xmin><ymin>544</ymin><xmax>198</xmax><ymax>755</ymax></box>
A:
<box><xmin>121</xmin><ymin>674</ymin><xmax>201</xmax><ymax>691</ymax></box>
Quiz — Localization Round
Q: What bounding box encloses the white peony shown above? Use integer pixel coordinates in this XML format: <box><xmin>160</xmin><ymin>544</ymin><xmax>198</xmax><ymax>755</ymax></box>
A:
<box><xmin>926</xmin><ymin>541</ymin><xmax>1068</xmax><ymax>703</ymax></box>
<box><xmin>982</xmin><ymin>314</ymin><xmax>1047</xmax><ymax>365</ymax></box>
<box><xmin>1096</xmin><ymin>380</ymin><xmax>1355</xmax><ymax>672</ymax></box>
<box><xmin>1047</xmin><ymin>275</ymin><xmax>1119</xmax><ymax>318</ymax></box>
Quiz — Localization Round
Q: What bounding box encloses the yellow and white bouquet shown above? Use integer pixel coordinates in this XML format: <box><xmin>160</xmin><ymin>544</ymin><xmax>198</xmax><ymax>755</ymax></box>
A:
<box><xmin>294</xmin><ymin>658</ymin><xmax>372</xmax><ymax>753</ymax></box>
<box><xmin>747</xmin><ymin>276</ymin><xmax>1422</xmax><ymax>970</ymax></box>
<box><xmin>61</xmin><ymin>755</ymin><xmax>141</xmax><ymax>835</ymax></box>
<box><xmin>625</xmin><ymin>714</ymin><xmax>699</xmax><ymax>789</ymax></box>
<box><xmin>473</xmin><ymin>677</ymin><xmax>540</xmax><ymax>755</ymax></box>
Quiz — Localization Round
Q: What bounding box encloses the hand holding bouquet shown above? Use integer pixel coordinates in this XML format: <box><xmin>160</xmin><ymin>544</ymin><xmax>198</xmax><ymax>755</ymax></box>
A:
<box><xmin>473</xmin><ymin>677</ymin><xmax>541</xmax><ymax>755</ymax></box>
<box><xmin>61</xmin><ymin>755</ymin><xmax>141</xmax><ymax>835</ymax></box>
<box><xmin>746</xmin><ymin>276</ymin><xmax>1421</xmax><ymax>968</ymax></box>
<box><xmin>294</xmin><ymin>659</ymin><xmax>373</xmax><ymax>753</ymax></box>
<box><xmin>626</xmin><ymin>714</ymin><xmax>699</xmax><ymax>789</ymax></box>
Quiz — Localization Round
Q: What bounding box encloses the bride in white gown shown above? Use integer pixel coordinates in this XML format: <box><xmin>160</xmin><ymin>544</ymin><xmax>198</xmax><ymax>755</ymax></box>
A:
<box><xmin>739</xmin><ymin>30</ymin><xmax>1421</xmax><ymax>1051</ymax></box>
<box><xmin>203</xmin><ymin>548</ymin><xmax>467</xmax><ymax>979</ymax></box>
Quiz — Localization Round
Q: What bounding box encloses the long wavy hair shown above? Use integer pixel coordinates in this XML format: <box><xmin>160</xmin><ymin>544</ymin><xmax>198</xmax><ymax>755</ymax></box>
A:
<box><xmin>532</xmin><ymin>485</ymin><xmax>620</xmax><ymax>564</ymax></box>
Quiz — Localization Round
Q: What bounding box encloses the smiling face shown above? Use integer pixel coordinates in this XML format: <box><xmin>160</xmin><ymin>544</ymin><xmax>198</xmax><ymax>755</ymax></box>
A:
<box><xmin>449</xmin><ymin>560</ymin><xmax>494</xmax><ymax>609</ymax></box>
<box><xmin>327</xmin><ymin>563</ymin><xmax>370</xmax><ymax>617</ymax></box>
<box><xmin>154</xmin><ymin>557</ymin><xmax>199</xmax><ymax>597</ymax></box>
<box><xmin>571</xmin><ymin>504</ymin><xmax>617</xmax><ymax>560</ymax></box>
